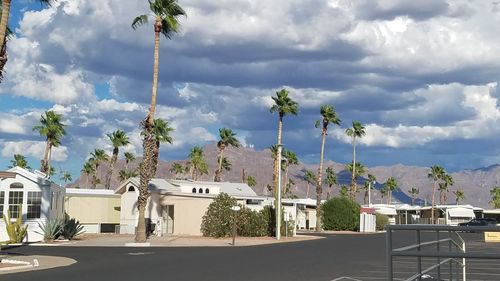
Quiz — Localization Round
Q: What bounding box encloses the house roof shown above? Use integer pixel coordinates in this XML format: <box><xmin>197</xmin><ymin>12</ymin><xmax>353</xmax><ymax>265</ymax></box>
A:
<box><xmin>66</xmin><ymin>188</ymin><xmax>119</xmax><ymax>197</ymax></box>
<box><xmin>0</xmin><ymin>171</ymin><xmax>16</xmax><ymax>179</ymax></box>
<box><xmin>115</xmin><ymin>178</ymin><xmax>180</xmax><ymax>194</ymax></box>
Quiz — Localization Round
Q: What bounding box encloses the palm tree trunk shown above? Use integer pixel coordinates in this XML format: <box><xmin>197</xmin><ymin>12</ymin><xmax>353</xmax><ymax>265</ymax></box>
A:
<box><xmin>0</xmin><ymin>0</ymin><xmax>11</xmax><ymax>57</ymax></box>
<box><xmin>283</xmin><ymin>165</ymin><xmax>289</xmax><ymax>198</ymax></box>
<box><xmin>431</xmin><ymin>180</ymin><xmax>437</xmax><ymax>223</ymax></box>
<box><xmin>351</xmin><ymin>136</ymin><xmax>357</xmax><ymax>198</ymax></box>
<box><xmin>214</xmin><ymin>147</ymin><xmax>224</xmax><ymax>182</ymax></box>
<box><xmin>274</xmin><ymin>114</ymin><xmax>283</xmax><ymax>201</ymax></box>
<box><xmin>136</xmin><ymin>20</ymin><xmax>162</xmax><ymax>243</ymax></box>
<box><xmin>315</xmin><ymin>127</ymin><xmax>327</xmax><ymax>232</ymax></box>
<box><xmin>306</xmin><ymin>182</ymin><xmax>310</xmax><ymax>198</ymax></box>
<box><xmin>41</xmin><ymin>140</ymin><xmax>51</xmax><ymax>173</ymax></box>
<box><xmin>364</xmin><ymin>189</ymin><xmax>368</xmax><ymax>205</ymax></box>
<box><xmin>105</xmin><ymin>148</ymin><xmax>119</xmax><ymax>189</ymax></box>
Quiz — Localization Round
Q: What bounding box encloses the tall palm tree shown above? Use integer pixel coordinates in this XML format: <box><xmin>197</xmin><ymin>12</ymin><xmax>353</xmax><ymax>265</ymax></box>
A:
<box><xmin>169</xmin><ymin>162</ymin><xmax>184</xmax><ymax>179</ymax></box>
<box><xmin>218</xmin><ymin>156</ymin><xmax>231</xmax><ymax>173</ymax></box>
<box><xmin>345</xmin><ymin>121</ymin><xmax>366</xmax><ymax>195</ymax></box>
<box><xmin>214</xmin><ymin>128</ymin><xmax>240</xmax><ymax>182</ymax></box>
<box><xmin>0</xmin><ymin>0</ymin><xmax>54</xmax><ymax>78</ymax></box>
<box><xmin>124</xmin><ymin>152</ymin><xmax>135</xmax><ymax>171</ymax></box>
<box><xmin>270</xmin><ymin>89</ymin><xmax>298</xmax><ymax>198</ymax></box>
<box><xmin>490</xmin><ymin>186</ymin><xmax>500</xmax><ymax>208</ymax></box>
<box><xmin>8</xmin><ymin>154</ymin><xmax>31</xmax><ymax>169</ymax></box>
<box><xmin>188</xmin><ymin>146</ymin><xmax>208</xmax><ymax>180</ymax></box>
<box><xmin>0</xmin><ymin>25</ymin><xmax>13</xmax><ymax>82</ymax></box>
<box><xmin>81</xmin><ymin>161</ymin><xmax>95</xmax><ymax>187</ymax></box>
<box><xmin>314</xmin><ymin>104</ymin><xmax>341</xmax><ymax>232</ymax></box>
<box><xmin>303</xmin><ymin>170</ymin><xmax>316</xmax><ymax>199</ymax></box>
<box><xmin>89</xmin><ymin>149</ymin><xmax>109</xmax><ymax>189</ymax></box>
<box><xmin>246</xmin><ymin>175</ymin><xmax>257</xmax><ymax>187</ymax></box>
<box><xmin>408</xmin><ymin>186</ymin><xmax>419</xmax><ymax>206</ymax></box>
<box><xmin>151</xmin><ymin>118</ymin><xmax>174</xmax><ymax>173</ymax></box>
<box><xmin>384</xmin><ymin>177</ymin><xmax>398</xmax><ymax>204</ymax></box>
<box><xmin>105</xmin><ymin>130</ymin><xmax>130</xmax><ymax>189</ymax></box>
<box><xmin>380</xmin><ymin>187</ymin><xmax>388</xmax><ymax>203</ymax></box>
<box><xmin>324</xmin><ymin>167</ymin><xmax>337</xmax><ymax>200</ymax></box>
<box><xmin>345</xmin><ymin>161</ymin><xmax>366</xmax><ymax>199</ymax></box>
<box><xmin>60</xmin><ymin>171</ymin><xmax>72</xmax><ymax>185</ymax></box>
<box><xmin>363</xmin><ymin>174</ymin><xmax>377</xmax><ymax>205</ymax></box>
<box><xmin>453</xmin><ymin>189</ymin><xmax>465</xmax><ymax>205</ymax></box>
<box><xmin>132</xmin><ymin>0</ymin><xmax>186</xmax><ymax>243</ymax></box>
<box><xmin>428</xmin><ymin>165</ymin><xmax>446</xmax><ymax>222</ymax></box>
<box><xmin>439</xmin><ymin>173</ymin><xmax>454</xmax><ymax>204</ymax></box>
<box><xmin>282</xmin><ymin>148</ymin><xmax>298</xmax><ymax>193</ymax></box>
<box><xmin>32</xmin><ymin>111</ymin><xmax>66</xmax><ymax>174</ymax></box>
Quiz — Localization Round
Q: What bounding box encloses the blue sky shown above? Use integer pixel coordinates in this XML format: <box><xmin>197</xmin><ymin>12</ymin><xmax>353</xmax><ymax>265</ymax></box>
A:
<box><xmin>2</xmin><ymin>0</ymin><xmax>500</xmax><ymax>183</ymax></box>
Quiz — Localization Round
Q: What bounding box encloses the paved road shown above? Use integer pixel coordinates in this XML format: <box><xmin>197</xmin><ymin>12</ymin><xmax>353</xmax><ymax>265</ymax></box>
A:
<box><xmin>1</xmin><ymin>232</ymin><xmax>499</xmax><ymax>281</ymax></box>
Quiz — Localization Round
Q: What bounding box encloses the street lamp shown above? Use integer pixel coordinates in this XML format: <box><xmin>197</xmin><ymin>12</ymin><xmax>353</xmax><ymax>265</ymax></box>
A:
<box><xmin>231</xmin><ymin>205</ymin><xmax>241</xmax><ymax>246</ymax></box>
<box><xmin>368</xmin><ymin>180</ymin><xmax>376</xmax><ymax>207</ymax></box>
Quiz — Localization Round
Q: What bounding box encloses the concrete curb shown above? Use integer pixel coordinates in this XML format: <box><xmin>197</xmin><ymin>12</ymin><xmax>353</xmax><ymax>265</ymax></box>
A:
<box><xmin>0</xmin><ymin>258</ymin><xmax>36</xmax><ymax>272</ymax></box>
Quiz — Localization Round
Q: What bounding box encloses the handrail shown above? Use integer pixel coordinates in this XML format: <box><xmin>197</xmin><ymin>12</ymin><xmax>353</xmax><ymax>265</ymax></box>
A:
<box><xmin>386</xmin><ymin>224</ymin><xmax>500</xmax><ymax>231</ymax></box>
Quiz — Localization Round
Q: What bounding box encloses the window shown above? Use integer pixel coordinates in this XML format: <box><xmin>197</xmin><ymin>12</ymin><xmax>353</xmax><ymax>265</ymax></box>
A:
<box><xmin>0</xmin><ymin>191</ymin><xmax>4</xmax><ymax>218</ymax></box>
<box><xmin>9</xmin><ymin>182</ymin><xmax>23</xmax><ymax>189</ymax></box>
<box><xmin>198</xmin><ymin>188</ymin><xmax>203</xmax><ymax>194</ymax></box>
<box><xmin>27</xmin><ymin>192</ymin><xmax>42</xmax><ymax>219</ymax></box>
<box><xmin>8</xmin><ymin>191</ymin><xmax>23</xmax><ymax>218</ymax></box>
<box><xmin>205</xmin><ymin>188</ymin><xmax>210</xmax><ymax>194</ymax></box>
<box><xmin>192</xmin><ymin>188</ymin><xmax>196</xmax><ymax>193</ymax></box>
<box><xmin>128</xmin><ymin>186</ymin><xmax>135</xmax><ymax>192</ymax></box>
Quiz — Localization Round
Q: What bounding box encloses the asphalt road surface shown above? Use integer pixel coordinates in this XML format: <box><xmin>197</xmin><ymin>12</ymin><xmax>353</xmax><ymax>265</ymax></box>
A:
<box><xmin>1</xmin><ymin>232</ymin><xmax>499</xmax><ymax>281</ymax></box>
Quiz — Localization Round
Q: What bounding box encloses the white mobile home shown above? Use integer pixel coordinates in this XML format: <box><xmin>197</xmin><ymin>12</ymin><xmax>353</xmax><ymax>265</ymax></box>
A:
<box><xmin>0</xmin><ymin>167</ymin><xmax>64</xmax><ymax>242</ymax></box>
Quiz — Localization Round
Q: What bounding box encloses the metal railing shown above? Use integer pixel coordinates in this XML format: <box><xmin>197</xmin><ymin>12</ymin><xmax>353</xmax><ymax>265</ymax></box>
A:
<box><xmin>386</xmin><ymin>225</ymin><xmax>500</xmax><ymax>281</ymax></box>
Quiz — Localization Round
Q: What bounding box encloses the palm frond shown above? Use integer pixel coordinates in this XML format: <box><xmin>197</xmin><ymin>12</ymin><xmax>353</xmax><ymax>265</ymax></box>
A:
<box><xmin>132</xmin><ymin>15</ymin><xmax>148</xmax><ymax>29</ymax></box>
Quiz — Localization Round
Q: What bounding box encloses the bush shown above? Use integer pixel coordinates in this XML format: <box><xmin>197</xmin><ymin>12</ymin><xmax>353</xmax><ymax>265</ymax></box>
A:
<box><xmin>376</xmin><ymin>213</ymin><xmax>389</xmax><ymax>231</ymax></box>
<box><xmin>321</xmin><ymin>197</ymin><xmax>360</xmax><ymax>231</ymax></box>
<box><xmin>259</xmin><ymin>205</ymin><xmax>295</xmax><ymax>237</ymax></box>
<box><xmin>37</xmin><ymin>219</ymin><xmax>63</xmax><ymax>242</ymax></box>
<box><xmin>201</xmin><ymin>193</ymin><xmax>238</xmax><ymax>237</ymax></box>
<box><xmin>237</xmin><ymin>207</ymin><xmax>267</xmax><ymax>237</ymax></box>
<box><xmin>3</xmin><ymin>208</ymin><xmax>28</xmax><ymax>244</ymax></box>
<box><xmin>60</xmin><ymin>213</ymin><xmax>85</xmax><ymax>240</ymax></box>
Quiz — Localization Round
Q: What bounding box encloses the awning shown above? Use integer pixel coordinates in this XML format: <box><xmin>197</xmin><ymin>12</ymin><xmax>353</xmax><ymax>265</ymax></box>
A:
<box><xmin>375</xmin><ymin>207</ymin><xmax>397</xmax><ymax>216</ymax></box>
<box><xmin>447</xmin><ymin>208</ymin><xmax>475</xmax><ymax>218</ymax></box>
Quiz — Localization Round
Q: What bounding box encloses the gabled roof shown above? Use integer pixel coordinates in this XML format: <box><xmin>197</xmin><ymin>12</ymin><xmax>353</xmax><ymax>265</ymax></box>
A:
<box><xmin>115</xmin><ymin>177</ymin><xmax>180</xmax><ymax>194</ymax></box>
<box><xmin>4</xmin><ymin>166</ymin><xmax>51</xmax><ymax>186</ymax></box>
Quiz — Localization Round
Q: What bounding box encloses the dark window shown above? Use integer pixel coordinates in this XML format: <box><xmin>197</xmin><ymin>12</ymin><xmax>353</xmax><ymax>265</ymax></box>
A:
<box><xmin>8</xmin><ymin>191</ymin><xmax>23</xmax><ymax>218</ymax></box>
<box><xmin>9</xmin><ymin>182</ymin><xmax>23</xmax><ymax>189</ymax></box>
<box><xmin>128</xmin><ymin>186</ymin><xmax>135</xmax><ymax>192</ymax></box>
<box><xmin>205</xmin><ymin>188</ymin><xmax>209</xmax><ymax>194</ymax></box>
<box><xmin>198</xmin><ymin>188</ymin><xmax>203</xmax><ymax>193</ymax></box>
<box><xmin>192</xmin><ymin>188</ymin><xmax>196</xmax><ymax>193</ymax></box>
<box><xmin>27</xmin><ymin>192</ymin><xmax>42</xmax><ymax>219</ymax></box>
<box><xmin>0</xmin><ymin>191</ymin><xmax>4</xmax><ymax>218</ymax></box>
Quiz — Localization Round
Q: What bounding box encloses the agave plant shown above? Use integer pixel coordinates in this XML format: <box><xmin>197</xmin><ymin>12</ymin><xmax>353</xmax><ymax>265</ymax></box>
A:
<box><xmin>36</xmin><ymin>219</ymin><xmax>62</xmax><ymax>243</ymax></box>
<box><xmin>60</xmin><ymin>213</ymin><xmax>85</xmax><ymax>240</ymax></box>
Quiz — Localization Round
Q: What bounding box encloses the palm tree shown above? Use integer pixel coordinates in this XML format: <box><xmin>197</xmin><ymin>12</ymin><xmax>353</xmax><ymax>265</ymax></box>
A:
<box><xmin>32</xmin><ymin>111</ymin><xmax>66</xmax><ymax>174</ymax></box>
<box><xmin>363</xmin><ymin>174</ymin><xmax>377</xmax><ymax>205</ymax></box>
<box><xmin>46</xmin><ymin>165</ymin><xmax>55</xmax><ymax>178</ymax></box>
<box><xmin>119</xmin><ymin>169</ymin><xmax>138</xmax><ymax>181</ymax></box>
<box><xmin>151</xmin><ymin>118</ymin><xmax>174</xmax><ymax>173</ymax></box>
<box><xmin>314</xmin><ymin>104</ymin><xmax>341</xmax><ymax>232</ymax></box>
<box><xmin>0</xmin><ymin>25</ymin><xmax>13</xmax><ymax>82</ymax></box>
<box><xmin>284</xmin><ymin>178</ymin><xmax>296</xmax><ymax>198</ymax></box>
<box><xmin>439</xmin><ymin>173</ymin><xmax>454</xmax><ymax>204</ymax></box>
<box><xmin>340</xmin><ymin>185</ymin><xmax>349</xmax><ymax>197</ymax></box>
<box><xmin>214</xmin><ymin>128</ymin><xmax>240</xmax><ymax>182</ymax></box>
<box><xmin>188</xmin><ymin>146</ymin><xmax>208</xmax><ymax>180</ymax></box>
<box><xmin>105</xmin><ymin>130</ymin><xmax>130</xmax><ymax>189</ymax></box>
<box><xmin>490</xmin><ymin>186</ymin><xmax>500</xmax><ymax>208</ymax></box>
<box><xmin>169</xmin><ymin>162</ymin><xmax>185</xmax><ymax>179</ymax></box>
<box><xmin>345</xmin><ymin>161</ymin><xmax>366</xmax><ymax>199</ymax></box>
<box><xmin>408</xmin><ymin>186</ymin><xmax>419</xmax><ymax>206</ymax></box>
<box><xmin>132</xmin><ymin>0</ymin><xmax>186</xmax><ymax>243</ymax></box>
<box><xmin>380</xmin><ymin>187</ymin><xmax>388</xmax><ymax>203</ymax></box>
<box><xmin>282</xmin><ymin>149</ymin><xmax>299</xmax><ymax>193</ymax></box>
<box><xmin>219</xmin><ymin>157</ymin><xmax>231</xmax><ymax>173</ymax></box>
<box><xmin>81</xmin><ymin>161</ymin><xmax>95</xmax><ymax>187</ymax></box>
<box><xmin>303</xmin><ymin>170</ymin><xmax>316</xmax><ymax>199</ymax></box>
<box><xmin>60</xmin><ymin>170</ymin><xmax>72</xmax><ymax>185</ymax></box>
<box><xmin>453</xmin><ymin>189</ymin><xmax>465</xmax><ymax>205</ymax></box>
<box><xmin>345</xmin><ymin>121</ymin><xmax>366</xmax><ymax>195</ymax></box>
<box><xmin>384</xmin><ymin>177</ymin><xmax>398</xmax><ymax>204</ymax></box>
<box><xmin>428</xmin><ymin>165</ymin><xmax>446</xmax><ymax>223</ymax></box>
<box><xmin>124</xmin><ymin>152</ymin><xmax>135</xmax><ymax>171</ymax></box>
<box><xmin>324</xmin><ymin>167</ymin><xmax>337</xmax><ymax>199</ymax></box>
<box><xmin>246</xmin><ymin>176</ymin><xmax>257</xmax><ymax>187</ymax></box>
<box><xmin>89</xmin><ymin>149</ymin><xmax>109</xmax><ymax>189</ymax></box>
<box><xmin>8</xmin><ymin>154</ymin><xmax>31</xmax><ymax>169</ymax></box>
<box><xmin>270</xmin><ymin>89</ymin><xmax>298</xmax><ymax>200</ymax></box>
<box><xmin>0</xmin><ymin>0</ymin><xmax>54</xmax><ymax>78</ymax></box>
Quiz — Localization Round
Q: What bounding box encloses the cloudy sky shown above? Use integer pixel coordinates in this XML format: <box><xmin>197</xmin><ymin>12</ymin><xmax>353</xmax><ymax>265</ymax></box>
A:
<box><xmin>2</xmin><ymin>0</ymin><xmax>500</xmax><ymax>181</ymax></box>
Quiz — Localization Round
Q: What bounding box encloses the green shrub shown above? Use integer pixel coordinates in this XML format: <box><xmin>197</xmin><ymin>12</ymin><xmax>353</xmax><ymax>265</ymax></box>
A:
<box><xmin>201</xmin><ymin>193</ymin><xmax>237</xmax><ymax>237</ymax></box>
<box><xmin>36</xmin><ymin>219</ymin><xmax>63</xmax><ymax>242</ymax></box>
<box><xmin>321</xmin><ymin>197</ymin><xmax>360</xmax><ymax>231</ymax></box>
<box><xmin>375</xmin><ymin>213</ymin><xmax>389</xmax><ymax>231</ymax></box>
<box><xmin>3</xmin><ymin>208</ymin><xmax>28</xmax><ymax>244</ymax></box>
<box><xmin>237</xmin><ymin>207</ymin><xmax>267</xmax><ymax>237</ymax></box>
<box><xmin>60</xmin><ymin>213</ymin><xmax>85</xmax><ymax>240</ymax></box>
<box><xmin>259</xmin><ymin>205</ymin><xmax>295</xmax><ymax>237</ymax></box>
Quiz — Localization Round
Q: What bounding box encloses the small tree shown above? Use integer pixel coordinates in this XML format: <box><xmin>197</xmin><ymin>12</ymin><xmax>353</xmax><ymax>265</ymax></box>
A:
<box><xmin>321</xmin><ymin>197</ymin><xmax>360</xmax><ymax>231</ymax></box>
<box><xmin>201</xmin><ymin>193</ymin><xmax>237</xmax><ymax>237</ymax></box>
<box><xmin>375</xmin><ymin>213</ymin><xmax>389</xmax><ymax>231</ymax></box>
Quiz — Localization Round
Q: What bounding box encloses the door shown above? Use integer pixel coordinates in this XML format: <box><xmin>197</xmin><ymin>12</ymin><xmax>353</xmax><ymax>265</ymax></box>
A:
<box><xmin>162</xmin><ymin>205</ymin><xmax>174</xmax><ymax>235</ymax></box>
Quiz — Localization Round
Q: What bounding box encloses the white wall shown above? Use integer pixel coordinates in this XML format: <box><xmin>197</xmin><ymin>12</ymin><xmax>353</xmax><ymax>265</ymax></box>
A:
<box><xmin>119</xmin><ymin>185</ymin><xmax>162</xmax><ymax>234</ymax></box>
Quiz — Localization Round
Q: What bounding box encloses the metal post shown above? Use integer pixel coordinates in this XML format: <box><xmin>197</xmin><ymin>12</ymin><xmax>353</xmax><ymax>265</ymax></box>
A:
<box><xmin>386</xmin><ymin>228</ymin><xmax>393</xmax><ymax>281</ymax></box>
<box><xmin>449</xmin><ymin>231</ymin><xmax>453</xmax><ymax>280</ymax></box>
<box><xmin>232</xmin><ymin>210</ymin><xmax>237</xmax><ymax>246</ymax></box>
<box><xmin>437</xmin><ymin>230</ymin><xmax>441</xmax><ymax>280</ymax></box>
<box><xmin>276</xmin><ymin>144</ymin><xmax>283</xmax><ymax>240</ymax></box>
<box><xmin>368</xmin><ymin>181</ymin><xmax>371</xmax><ymax>207</ymax></box>
<box><xmin>462</xmin><ymin>240</ymin><xmax>466</xmax><ymax>281</ymax></box>
<box><xmin>417</xmin><ymin>230</ymin><xmax>422</xmax><ymax>281</ymax></box>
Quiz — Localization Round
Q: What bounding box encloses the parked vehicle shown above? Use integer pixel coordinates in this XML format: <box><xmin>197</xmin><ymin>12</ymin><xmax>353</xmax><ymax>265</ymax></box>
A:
<box><xmin>458</xmin><ymin>218</ymin><xmax>497</xmax><ymax>226</ymax></box>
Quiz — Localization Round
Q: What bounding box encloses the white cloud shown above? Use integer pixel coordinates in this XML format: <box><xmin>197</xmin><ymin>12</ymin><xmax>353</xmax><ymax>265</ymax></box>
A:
<box><xmin>1</xmin><ymin>141</ymin><xmax>68</xmax><ymax>162</ymax></box>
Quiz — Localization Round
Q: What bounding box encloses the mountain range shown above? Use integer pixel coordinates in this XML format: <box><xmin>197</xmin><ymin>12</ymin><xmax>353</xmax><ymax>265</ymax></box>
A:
<box><xmin>68</xmin><ymin>144</ymin><xmax>500</xmax><ymax>208</ymax></box>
